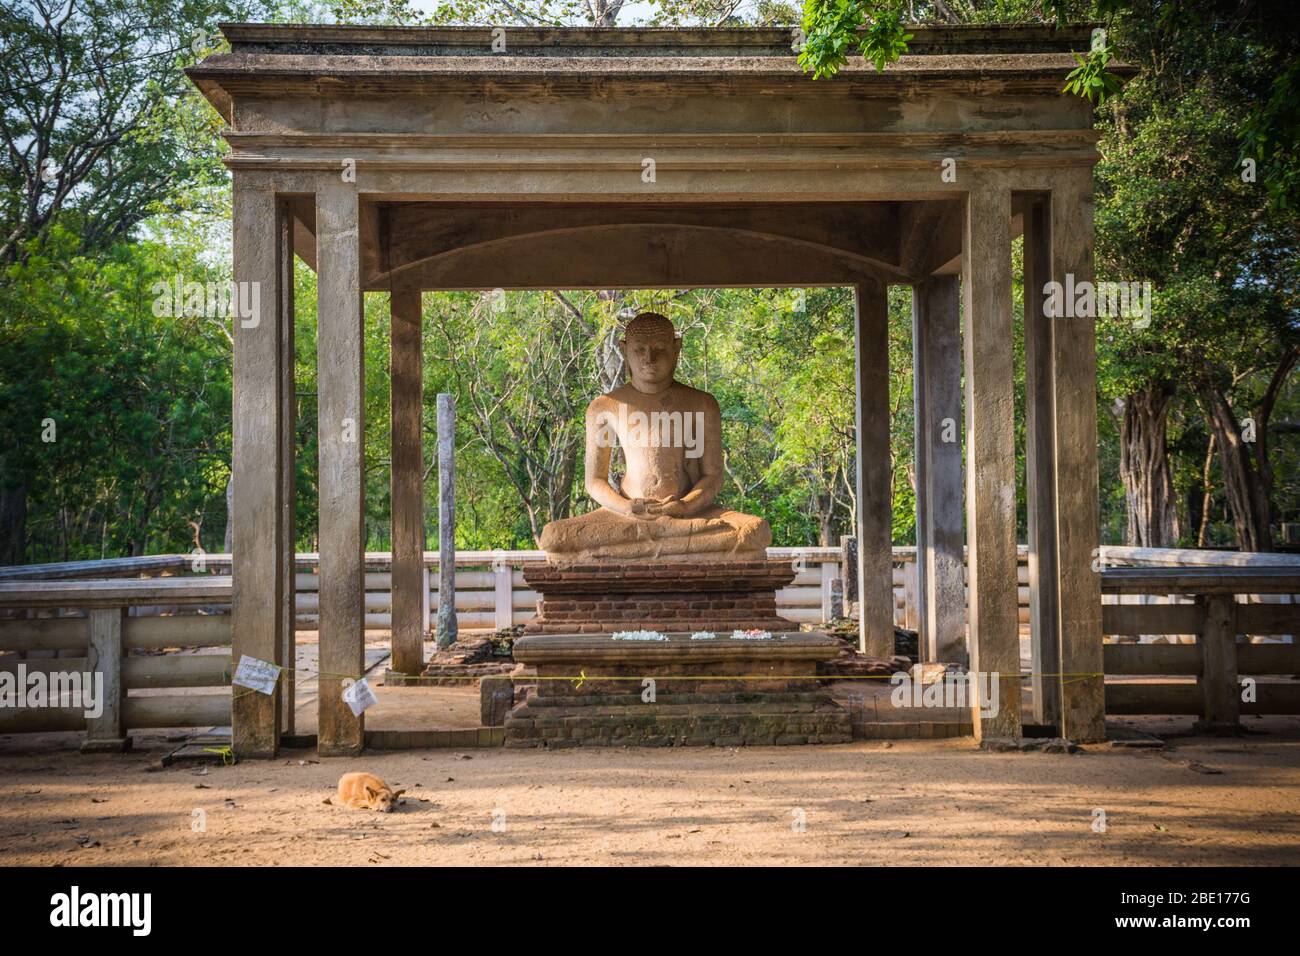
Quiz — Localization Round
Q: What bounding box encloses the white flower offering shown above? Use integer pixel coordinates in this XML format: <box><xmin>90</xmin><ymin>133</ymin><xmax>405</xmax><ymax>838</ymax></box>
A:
<box><xmin>611</xmin><ymin>629</ymin><xmax>667</xmax><ymax>641</ymax></box>
<box><xmin>690</xmin><ymin>631</ymin><xmax>716</xmax><ymax>641</ymax></box>
<box><xmin>730</xmin><ymin>628</ymin><xmax>774</xmax><ymax>640</ymax></box>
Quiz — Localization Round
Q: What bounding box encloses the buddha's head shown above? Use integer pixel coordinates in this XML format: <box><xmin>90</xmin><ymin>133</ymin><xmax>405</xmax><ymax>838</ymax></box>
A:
<box><xmin>621</xmin><ymin>312</ymin><xmax>681</xmax><ymax>392</ymax></box>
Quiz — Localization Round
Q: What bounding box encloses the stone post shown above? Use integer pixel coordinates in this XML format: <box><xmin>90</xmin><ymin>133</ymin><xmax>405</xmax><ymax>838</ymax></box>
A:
<box><xmin>1023</xmin><ymin>196</ymin><xmax>1062</xmax><ymax>728</ymax></box>
<box><xmin>230</xmin><ymin>177</ymin><xmax>290</xmax><ymax>758</ymax></box>
<box><xmin>912</xmin><ymin>275</ymin><xmax>967</xmax><ymax>665</ymax></box>
<box><xmin>1050</xmin><ymin>169</ymin><xmax>1107</xmax><ymax>743</ymax></box>
<box><xmin>390</xmin><ymin>284</ymin><xmax>426</xmax><ymax>676</ymax></box>
<box><xmin>316</xmin><ymin>180</ymin><xmax>366</xmax><ymax>757</ymax></box>
<box><xmin>436</xmin><ymin>393</ymin><xmax>458</xmax><ymax>649</ymax></box>
<box><xmin>853</xmin><ymin>279</ymin><xmax>894</xmax><ymax>658</ymax></box>
<box><xmin>962</xmin><ymin>184</ymin><xmax>1022</xmax><ymax>742</ymax></box>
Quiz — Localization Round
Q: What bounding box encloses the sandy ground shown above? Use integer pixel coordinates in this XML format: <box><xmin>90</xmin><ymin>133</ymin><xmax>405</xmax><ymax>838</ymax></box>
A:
<box><xmin>1</xmin><ymin>717</ymin><xmax>1298</xmax><ymax>866</ymax></box>
<box><xmin>5</xmin><ymin>633</ymin><xmax>1298</xmax><ymax>866</ymax></box>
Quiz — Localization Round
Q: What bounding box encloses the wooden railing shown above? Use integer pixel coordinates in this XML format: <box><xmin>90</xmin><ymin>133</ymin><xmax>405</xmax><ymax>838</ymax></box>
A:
<box><xmin>1101</xmin><ymin>567</ymin><xmax>1300</xmax><ymax>724</ymax></box>
<box><xmin>4</xmin><ymin>545</ymin><xmax>1295</xmax><ymax>635</ymax></box>
<box><xmin>1</xmin><ymin>548</ymin><xmax>1297</xmax><ymax>745</ymax></box>
<box><xmin>0</xmin><ymin>577</ymin><xmax>232</xmax><ymax>748</ymax></box>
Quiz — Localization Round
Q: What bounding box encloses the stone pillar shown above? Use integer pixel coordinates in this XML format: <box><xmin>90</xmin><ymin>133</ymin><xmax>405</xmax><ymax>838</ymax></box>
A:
<box><xmin>1049</xmin><ymin>170</ymin><xmax>1106</xmax><ymax>743</ymax></box>
<box><xmin>853</xmin><ymin>279</ymin><xmax>894</xmax><ymax>658</ymax></box>
<box><xmin>316</xmin><ymin>181</ymin><xmax>366</xmax><ymax>757</ymax></box>
<box><xmin>277</xmin><ymin>205</ymin><xmax>297</xmax><ymax>737</ymax></box>
<box><xmin>230</xmin><ymin>177</ymin><xmax>289</xmax><ymax>758</ymax></box>
<box><xmin>911</xmin><ymin>275</ymin><xmax>967</xmax><ymax>665</ymax></box>
<box><xmin>962</xmin><ymin>185</ymin><xmax>1022</xmax><ymax>741</ymax></box>
<box><xmin>435</xmin><ymin>393</ymin><xmax>458</xmax><ymax>648</ymax></box>
<box><xmin>840</xmin><ymin>535</ymin><xmax>858</xmax><ymax>612</ymax></box>
<box><xmin>389</xmin><ymin>284</ymin><xmax>426</xmax><ymax>676</ymax></box>
<box><xmin>1023</xmin><ymin>196</ymin><xmax>1062</xmax><ymax>728</ymax></box>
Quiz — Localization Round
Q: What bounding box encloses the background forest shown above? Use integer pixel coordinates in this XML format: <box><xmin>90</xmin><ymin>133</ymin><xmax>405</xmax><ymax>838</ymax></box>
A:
<box><xmin>0</xmin><ymin>0</ymin><xmax>1296</xmax><ymax>563</ymax></box>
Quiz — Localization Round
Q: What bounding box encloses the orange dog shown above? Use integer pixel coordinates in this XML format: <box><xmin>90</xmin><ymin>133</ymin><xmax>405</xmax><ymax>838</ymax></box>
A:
<box><xmin>334</xmin><ymin>772</ymin><xmax>404</xmax><ymax>812</ymax></box>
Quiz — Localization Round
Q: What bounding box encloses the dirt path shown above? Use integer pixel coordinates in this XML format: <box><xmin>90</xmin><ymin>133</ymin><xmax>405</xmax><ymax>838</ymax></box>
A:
<box><xmin>2</xmin><ymin>720</ymin><xmax>1298</xmax><ymax>866</ymax></box>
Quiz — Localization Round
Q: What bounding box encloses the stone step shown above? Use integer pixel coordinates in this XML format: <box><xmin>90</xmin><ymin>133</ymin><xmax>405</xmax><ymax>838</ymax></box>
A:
<box><xmin>851</xmin><ymin>721</ymin><xmax>973</xmax><ymax>739</ymax></box>
<box><xmin>520</xmin><ymin>690</ymin><xmax>835</xmax><ymax>708</ymax></box>
<box><xmin>504</xmin><ymin>702</ymin><xmax>852</xmax><ymax>748</ymax></box>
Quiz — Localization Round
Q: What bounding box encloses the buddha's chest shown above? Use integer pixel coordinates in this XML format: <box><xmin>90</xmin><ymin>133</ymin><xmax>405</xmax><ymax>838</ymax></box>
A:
<box><xmin>611</xmin><ymin>403</ymin><xmax>703</xmax><ymax>458</ymax></box>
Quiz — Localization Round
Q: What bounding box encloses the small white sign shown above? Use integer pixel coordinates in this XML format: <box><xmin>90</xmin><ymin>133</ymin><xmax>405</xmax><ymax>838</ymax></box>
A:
<box><xmin>342</xmin><ymin>677</ymin><xmax>378</xmax><ymax>716</ymax></box>
<box><xmin>232</xmin><ymin>655</ymin><xmax>281</xmax><ymax>696</ymax></box>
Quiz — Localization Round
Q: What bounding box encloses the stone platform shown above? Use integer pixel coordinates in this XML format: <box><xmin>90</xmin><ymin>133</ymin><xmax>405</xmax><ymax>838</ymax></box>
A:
<box><xmin>504</xmin><ymin>630</ymin><xmax>850</xmax><ymax>747</ymax></box>
<box><xmin>521</xmin><ymin>559</ymin><xmax>795</xmax><ymax>634</ymax></box>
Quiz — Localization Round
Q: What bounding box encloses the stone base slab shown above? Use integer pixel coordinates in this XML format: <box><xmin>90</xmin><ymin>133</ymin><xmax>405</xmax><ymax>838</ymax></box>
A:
<box><xmin>505</xmin><ymin>630</ymin><xmax>849</xmax><ymax>747</ymax></box>
<box><xmin>852</xmin><ymin>721</ymin><xmax>973</xmax><ymax>740</ymax></box>
<box><xmin>505</xmin><ymin>692</ymin><xmax>851</xmax><ymax>748</ymax></box>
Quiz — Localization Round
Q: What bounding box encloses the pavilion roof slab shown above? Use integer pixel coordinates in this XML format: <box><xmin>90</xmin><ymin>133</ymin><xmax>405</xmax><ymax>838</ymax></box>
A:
<box><xmin>188</xmin><ymin>23</ymin><xmax>1134</xmax><ymax>121</ymax></box>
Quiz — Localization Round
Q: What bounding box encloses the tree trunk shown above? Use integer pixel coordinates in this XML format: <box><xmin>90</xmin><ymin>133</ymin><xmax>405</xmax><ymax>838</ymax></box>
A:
<box><xmin>0</xmin><ymin>482</ymin><xmax>27</xmax><ymax>564</ymax></box>
<box><xmin>1198</xmin><ymin>385</ymin><xmax>1273</xmax><ymax>552</ymax></box>
<box><xmin>818</xmin><ymin>507</ymin><xmax>834</xmax><ymax>547</ymax></box>
<box><xmin>1115</xmin><ymin>382</ymin><xmax>1180</xmax><ymax>547</ymax></box>
<box><xmin>1195</xmin><ymin>433</ymin><xmax>1215</xmax><ymax>547</ymax></box>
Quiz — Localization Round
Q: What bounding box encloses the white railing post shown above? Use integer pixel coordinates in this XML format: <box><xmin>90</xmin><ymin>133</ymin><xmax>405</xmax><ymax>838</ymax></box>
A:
<box><xmin>903</xmin><ymin>560</ymin><xmax>919</xmax><ymax>632</ymax></box>
<box><xmin>421</xmin><ymin>565</ymin><xmax>432</xmax><ymax>637</ymax></box>
<box><xmin>495</xmin><ymin>554</ymin><xmax>513</xmax><ymax>631</ymax></box>
<box><xmin>820</xmin><ymin>559</ymin><xmax>835</xmax><ymax>624</ymax></box>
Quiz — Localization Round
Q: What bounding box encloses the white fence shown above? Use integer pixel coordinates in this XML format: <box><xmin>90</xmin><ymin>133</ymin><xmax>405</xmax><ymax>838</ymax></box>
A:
<box><xmin>2</xmin><ymin>546</ymin><xmax>1297</xmax><ymax>741</ymax></box>
<box><xmin>280</xmin><ymin>545</ymin><xmax>1292</xmax><ymax>635</ymax></box>
<box><xmin>0</xmin><ymin>577</ymin><xmax>233</xmax><ymax>740</ymax></box>
<box><xmin>3</xmin><ymin>545</ymin><xmax>1296</xmax><ymax>638</ymax></box>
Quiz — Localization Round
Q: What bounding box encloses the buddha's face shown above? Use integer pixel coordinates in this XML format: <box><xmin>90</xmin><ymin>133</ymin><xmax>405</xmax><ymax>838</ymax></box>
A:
<box><xmin>622</xmin><ymin>330</ymin><xmax>680</xmax><ymax>391</ymax></box>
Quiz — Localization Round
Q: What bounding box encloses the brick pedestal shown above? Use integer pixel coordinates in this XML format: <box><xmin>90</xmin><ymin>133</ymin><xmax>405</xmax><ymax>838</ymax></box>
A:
<box><xmin>505</xmin><ymin>631</ymin><xmax>850</xmax><ymax>748</ymax></box>
<box><xmin>522</xmin><ymin>559</ymin><xmax>795</xmax><ymax>634</ymax></box>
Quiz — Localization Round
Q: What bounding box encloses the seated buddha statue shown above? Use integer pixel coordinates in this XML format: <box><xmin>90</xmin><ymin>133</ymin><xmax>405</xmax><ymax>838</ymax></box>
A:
<box><xmin>537</xmin><ymin>312</ymin><xmax>771</xmax><ymax>564</ymax></box>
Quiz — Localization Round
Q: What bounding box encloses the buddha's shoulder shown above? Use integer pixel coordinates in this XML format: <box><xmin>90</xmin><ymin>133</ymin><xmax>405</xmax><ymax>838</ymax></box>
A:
<box><xmin>668</xmin><ymin>381</ymin><xmax>718</xmax><ymax>408</ymax></box>
<box><xmin>592</xmin><ymin>386</ymin><xmax>634</xmax><ymax>407</ymax></box>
